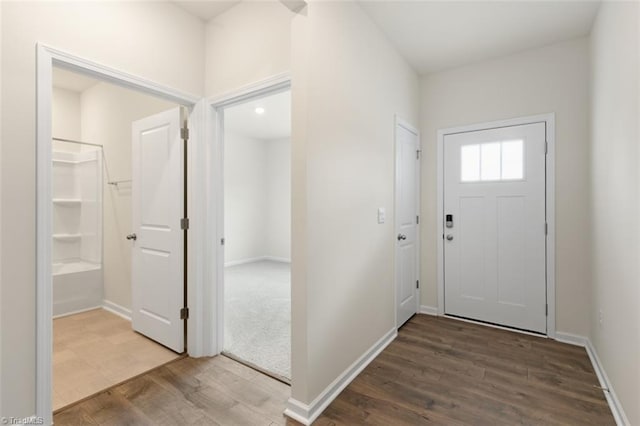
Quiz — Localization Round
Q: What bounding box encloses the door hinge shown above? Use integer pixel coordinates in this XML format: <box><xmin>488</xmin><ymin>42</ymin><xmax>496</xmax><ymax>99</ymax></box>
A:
<box><xmin>221</xmin><ymin>237</ymin><xmax>225</xmax><ymax>246</ymax></box>
<box><xmin>416</xmin><ymin>215</ymin><xmax>420</xmax><ymax>225</ymax></box>
<box><xmin>545</xmin><ymin>304</ymin><xmax>548</xmax><ymax>316</ymax></box>
<box><xmin>545</xmin><ymin>222</ymin><xmax>548</xmax><ymax>235</ymax></box>
<box><xmin>180</xmin><ymin>218</ymin><xmax>189</xmax><ymax>230</ymax></box>
<box><xmin>416</xmin><ymin>150</ymin><xmax>422</xmax><ymax>159</ymax></box>
<box><xmin>181</xmin><ymin>127</ymin><xmax>189</xmax><ymax>140</ymax></box>
<box><xmin>545</xmin><ymin>141</ymin><xmax>548</xmax><ymax>155</ymax></box>
<box><xmin>180</xmin><ymin>307</ymin><xmax>189</xmax><ymax>320</ymax></box>
<box><xmin>416</xmin><ymin>280</ymin><xmax>420</xmax><ymax>289</ymax></box>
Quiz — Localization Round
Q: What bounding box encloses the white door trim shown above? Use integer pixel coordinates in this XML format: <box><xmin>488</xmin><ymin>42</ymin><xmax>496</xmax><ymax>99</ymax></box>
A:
<box><xmin>208</xmin><ymin>74</ymin><xmax>291</xmax><ymax>354</ymax></box>
<box><xmin>436</xmin><ymin>113</ymin><xmax>556</xmax><ymax>338</ymax></box>
<box><xmin>394</xmin><ymin>116</ymin><xmax>421</xmax><ymax>328</ymax></box>
<box><xmin>36</xmin><ymin>44</ymin><xmax>213</xmax><ymax>424</ymax></box>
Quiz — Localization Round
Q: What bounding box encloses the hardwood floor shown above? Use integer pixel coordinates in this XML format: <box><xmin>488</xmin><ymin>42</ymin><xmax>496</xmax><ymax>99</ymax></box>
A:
<box><xmin>53</xmin><ymin>355</ymin><xmax>290</xmax><ymax>425</ymax></box>
<box><xmin>53</xmin><ymin>308</ymin><xmax>181</xmax><ymax>411</ymax></box>
<box><xmin>313</xmin><ymin>315</ymin><xmax>615</xmax><ymax>425</ymax></box>
<box><xmin>55</xmin><ymin>314</ymin><xmax>614</xmax><ymax>425</ymax></box>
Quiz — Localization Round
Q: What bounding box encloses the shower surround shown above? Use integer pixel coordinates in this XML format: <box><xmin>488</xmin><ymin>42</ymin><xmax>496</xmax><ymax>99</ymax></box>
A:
<box><xmin>52</xmin><ymin>148</ymin><xmax>103</xmax><ymax>317</ymax></box>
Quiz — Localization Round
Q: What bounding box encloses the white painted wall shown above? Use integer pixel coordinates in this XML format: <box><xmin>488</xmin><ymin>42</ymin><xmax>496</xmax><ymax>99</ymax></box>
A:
<box><xmin>0</xmin><ymin>0</ymin><xmax>3</xmax><ymax>417</ymax></box>
<box><xmin>265</xmin><ymin>138</ymin><xmax>291</xmax><ymax>261</ymax></box>
<box><xmin>224</xmin><ymin>132</ymin><xmax>268</xmax><ymax>262</ymax></box>
<box><xmin>52</xmin><ymin>88</ymin><xmax>81</xmax><ymax>142</ymax></box>
<box><xmin>290</xmin><ymin>1</ymin><xmax>419</xmax><ymax>405</ymax></box>
<box><xmin>81</xmin><ymin>82</ymin><xmax>176</xmax><ymax>311</ymax></box>
<box><xmin>205</xmin><ymin>1</ymin><xmax>292</xmax><ymax>97</ymax></box>
<box><xmin>0</xmin><ymin>1</ymin><xmax>204</xmax><ymax>415</ymax></box>
<box><xmin>224</xmin><ymin>132</ymin><xmax>290</xmax><ymax>264</ymax></box>
<box><xmin>420</xmin><ymin>38</ymin><xmax>591</xmax><ymax>337</ymax></box>
<box><xmin>589</xmin><ymin>3</ymin><xmax>639</xmax><ymax>424</ymax></box>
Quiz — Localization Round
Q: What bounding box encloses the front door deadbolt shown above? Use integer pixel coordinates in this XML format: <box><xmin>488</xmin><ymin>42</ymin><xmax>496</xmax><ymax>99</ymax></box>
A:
<box><xmin>446</xmin><ymin>214</ymin><xmax>454</xmax><ymax>228</ymax></box>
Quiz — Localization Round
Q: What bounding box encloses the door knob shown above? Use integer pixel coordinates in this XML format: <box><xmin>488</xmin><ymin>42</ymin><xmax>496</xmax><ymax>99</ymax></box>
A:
<box><xmin>446</xmin><ymin>234</ymin><xmax>454</xmax><ymax>241</ymax></box>
<box><xmin>397</xmin><ymin>234</ymin><xmax>407</xmax><ymax>241</ymax></box>
<box><xmin>126</xmin><ymin>233</ymin><xmax>137</xmax><ymax>241</ymax></box>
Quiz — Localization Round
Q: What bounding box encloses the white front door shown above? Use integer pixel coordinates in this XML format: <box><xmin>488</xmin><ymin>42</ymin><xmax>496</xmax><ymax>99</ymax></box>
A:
<box><xmin>443</xmin><ymin>122</ymin><xmax>546</xmax><ymax>333</ymax></box>
<box><xmin>131</xmin><ymin>107</ymin><xmax>185</xmax><ymax>352</ymax></box>
<box><xmin>395</xmin><ymin>120</ymin><xmax>420</xmax><ymax>327</ymax></box>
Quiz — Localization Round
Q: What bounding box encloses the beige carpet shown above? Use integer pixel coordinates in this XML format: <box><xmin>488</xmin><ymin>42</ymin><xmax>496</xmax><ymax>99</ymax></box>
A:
<box><xmin>224</xmin><ymin>260</ymin><xmax>291</xmax><ymax>381</ymax></box>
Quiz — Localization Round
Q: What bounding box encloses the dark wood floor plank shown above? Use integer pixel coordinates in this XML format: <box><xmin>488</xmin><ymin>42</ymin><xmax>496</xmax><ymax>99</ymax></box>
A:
<box><xmin>316</xmin><ymin>315</ymin><xmax>615</xmax><ymax>425</ymax></box>
<box><xmin>55</xmin><ymin>315</ymin><xmax>614</xmax><ymax>426</ymax></box>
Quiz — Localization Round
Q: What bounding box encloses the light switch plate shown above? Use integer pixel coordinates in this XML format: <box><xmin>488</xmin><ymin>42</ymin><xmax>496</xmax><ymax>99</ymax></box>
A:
<box><xmin>377</xmin><ymin>208</ymin><xmax>386</xmax><ymax>224</ymax></box>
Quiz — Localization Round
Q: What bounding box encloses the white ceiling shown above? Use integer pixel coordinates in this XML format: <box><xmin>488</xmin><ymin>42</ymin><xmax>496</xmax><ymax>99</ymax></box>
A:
<box><xmin>170</xmin><ymin>0</ymin><xmax>241</xmax><ymax>21</ymax></box>
<box><xmin>52</xmin><ymin>67</ymin><xmax>100</xmax><ymax>93</ymax></box>
<box><xmin>224</xmin><ymin>90</ymin><xmax>291</xmax><ymax>140</ymax></box>
<box><xmin>359</xmin><ymin>1</ymin><xmax>601</xmax><ymax>75</ymax></box>
<box><xmin>57</xmin><ymin>1</ymin><xmax>600</xmax><ymax>89</ymax></box>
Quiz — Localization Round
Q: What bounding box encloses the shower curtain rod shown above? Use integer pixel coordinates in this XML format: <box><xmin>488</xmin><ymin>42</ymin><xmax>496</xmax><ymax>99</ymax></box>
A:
<box><xmin>53</xmin><ymin>137</ymin><xmax>103</xmax><ymax>148</ymax></box>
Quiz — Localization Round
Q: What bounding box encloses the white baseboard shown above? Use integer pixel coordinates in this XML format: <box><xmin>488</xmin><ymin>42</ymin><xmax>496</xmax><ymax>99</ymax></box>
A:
<box><xmin>419</xmin><ymin>305</ymin><xmax>438</xmax><ymax>316</ymax></box>
<box><xmin>102</xmin><ymin>299</ymin><xmax>132</xmax><ymax>321</ymax></box>
<box><xmin>263</xmin><ymin>256</ymin><xmax>291</xmax><ymax>263</ymax></box>
<box><xmin>284</xmin><ymin>327</ymin><xmax>397</xmax><ymax>425</ymax></box>
<box><xmin>224</xmin><ymin>256</ymin><xmax>291</xmax><ymax>267</ymax></box>
<box><xmin>52</xmin><ymin>305</ymin><xmax>101</xmax><ymax>319</ymax></box>
<box><xmin>584</xmin><ymin>339</ymin><xmax>630</xmax><ymax>426</ymax></box>
<box><xmin>555</xmin><ymin>332</ymin><xmax>629</xmax><ymax>425</ymax></box>
<box><xmin>224</xmin><ymin>256</ymin><xmax>265</xmax><ymax>267</ymax></box>
<box><xmin>554</xmin><ymin>331</ymin><xmax>588</xmax><ymax>347</ymax></box>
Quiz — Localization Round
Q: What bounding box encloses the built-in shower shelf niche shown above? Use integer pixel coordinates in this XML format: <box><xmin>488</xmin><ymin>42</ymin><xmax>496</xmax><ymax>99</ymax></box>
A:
<box><xmin>52</xmin><ymin>260</ymin><xmax>101</xmax><ymax>276</ymax></box>
<box><xmin>53</xmin><ymin>198</ymin><xmax>82</xmax><ymax>205</ymax></box>
<box><xmin>53</xmin><ymin>233</ymin><xmax>82</xmax><ymax>241</ymax></box>
<box><xmin>51</xmin><ymin>149</ymin><xmax>103</xmax><ymax>266</ymax></box>
<box><xmin>52</xmin><ymin>147</ymin><xmax>104</xmax><ymax>317</ymax></box>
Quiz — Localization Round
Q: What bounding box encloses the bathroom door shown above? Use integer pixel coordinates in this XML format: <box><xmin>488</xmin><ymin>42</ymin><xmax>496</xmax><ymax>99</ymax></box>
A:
<box><xmin>130</xmin><ymin>107</ymin><xmax>185</xmax><ymax>353</ymax></box>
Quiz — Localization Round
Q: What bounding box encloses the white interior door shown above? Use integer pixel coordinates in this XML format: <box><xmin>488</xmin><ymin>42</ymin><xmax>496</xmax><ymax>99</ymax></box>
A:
<box><xmin>395</xmin><ymin>121</ymin><xmax>420</xmax><ymax>327</ymax></box>
<box><xmin>131</xmin><ymin>107</ymin><xmax>185</xmax><ymax>353</ymax></box>
<box><xmin>443</xmin><ymin>122</ymin><xmax>546</xmax><ymax>333</ymax></box>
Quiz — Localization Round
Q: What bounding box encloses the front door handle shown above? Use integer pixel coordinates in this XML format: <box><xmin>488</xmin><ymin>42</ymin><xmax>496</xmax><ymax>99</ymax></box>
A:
<box><xmin>397</xmin><ymin>234</ymin><xmax>407</xmax><ymax>241</ymax></box>
<box><xmin>126</xmin><ymin>233</ymin><xmax>137</xmax><ymax>241</ymax></box>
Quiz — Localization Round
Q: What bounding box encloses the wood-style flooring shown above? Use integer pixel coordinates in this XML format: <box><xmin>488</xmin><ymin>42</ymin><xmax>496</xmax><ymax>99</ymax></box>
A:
<box><xmin>53</xmin><ymin>354</ymin><xmax>290</xmax><ymax>425</ymax></box>
<box><xmin>55</xmin><ymin>314</ymin><xmax>614</xmax><ymax>425</ymax></box>
<box><xmin>54</xmin><ymin>308</ymin><xmax>181</xmax><ymax>411</ymax></box>
<box><xmin>314</xmin><ymin>315</ymin><xmax>615</xmax><ymax>425</ymax></box>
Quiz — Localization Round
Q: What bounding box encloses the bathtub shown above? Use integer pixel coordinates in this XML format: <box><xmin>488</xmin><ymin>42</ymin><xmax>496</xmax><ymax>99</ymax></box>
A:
<box><xmin>53</xmin><ymin>261</ymin><xmax>103</xmax><ymax>318</ymax></box>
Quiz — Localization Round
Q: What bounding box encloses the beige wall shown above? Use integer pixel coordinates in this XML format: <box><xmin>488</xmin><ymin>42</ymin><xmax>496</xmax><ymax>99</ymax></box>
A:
<box><xmin>205</xmin><ymin>1</ymin><xmax>293</xmax><ymax>96</ymax></box>
<box><xmin>0</xmin><ymin>0</ymin><xmax>3</xmax><ymax>416</ymax></box>
<box><xmin>224</xmin><ymin>131</ymin><xmax>269</xmax><ymax>262</ymax></box>
<box><xmin>224</xmin><ymin>133</ymin><xmax>291</xmax><ymax>263</ymax></box>
<box><xmin>81</xmin><ymin>82</ymin><xmax>176</xmax><ymax>311</ymax></box>
<box><xmin>265</xmin><ymin>138</ymin><xmax>291</xmax><ymax>261</ymax></box>
<box><xmin>419</xmin><ymin>38</ymin><xmax>591</xmax><ymax>336</ymax></box>
<box><xmin>0</xmin><ymin>1</ymin><xmax>204</xmax><ymax>415</ymax></box>
<box><xmin>290</xmin><ymin>2</ymin><xmax>419</xmax><ymax>404</ymax></box>
<box><xmin>589</xmin><ymin>2</ymin><xmax>639</xmax><ymax>423</ymax></box>
<box><xmin>52</xmin><ymin>88</ymin><xmax>81</xmax><ymax>142</ymax></box>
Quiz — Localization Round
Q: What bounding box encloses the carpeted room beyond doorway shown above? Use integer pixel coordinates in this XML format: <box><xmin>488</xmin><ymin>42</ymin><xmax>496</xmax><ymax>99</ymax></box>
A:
<box><xmin>224</xmin><ymin>260</ymin><xmax>291</xmax><ymax>381</ymax></box>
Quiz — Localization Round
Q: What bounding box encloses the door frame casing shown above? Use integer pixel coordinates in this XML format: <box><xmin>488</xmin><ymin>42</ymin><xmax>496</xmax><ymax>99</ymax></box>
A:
<box><xmin>35</xmin><ymin>44</ymin><xmax>216</xmax><ymax>424</ymax></box>
<box><xmin>436</xmin><ymin>113</ymin><xmax>556</xmax><ymax>338</ymax></box>
<box><xmin>394</xmin><ymin>116</ymin><xmax>421</xmax><ymax>328</ymax></box>
<box><xmin>207</xmin><ymin>73</ymin><xmax>292</xmax><ymax>353</ymax></box>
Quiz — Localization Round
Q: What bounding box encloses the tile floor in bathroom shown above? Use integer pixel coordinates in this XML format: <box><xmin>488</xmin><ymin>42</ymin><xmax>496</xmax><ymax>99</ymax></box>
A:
<box><xmin>53</xmin><ymin>308</ymin><xmax>181</xmax><ymax>411</ymax></box>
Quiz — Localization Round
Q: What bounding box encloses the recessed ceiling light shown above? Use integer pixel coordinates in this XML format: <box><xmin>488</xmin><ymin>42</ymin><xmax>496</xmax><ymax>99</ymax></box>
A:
<box><xmin>255</xmin><ymin>107</ymin><xmax>265</xmax><ymax>115</ymax></box>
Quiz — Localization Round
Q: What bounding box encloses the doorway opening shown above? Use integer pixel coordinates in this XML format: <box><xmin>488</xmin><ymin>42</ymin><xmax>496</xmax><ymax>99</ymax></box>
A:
<box><xmin>219</xmin><ymin>88</ymin><xmax>292</xmax><ymax>383</ymax></box>
<box><xmin>50</xmin><ymin>66</ymin><xmax>187</xmax><ymax>411</ymax></box>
